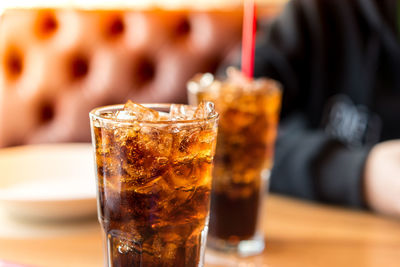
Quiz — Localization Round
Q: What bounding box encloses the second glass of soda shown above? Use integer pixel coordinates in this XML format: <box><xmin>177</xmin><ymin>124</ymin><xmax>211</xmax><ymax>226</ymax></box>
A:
<box><xmin>188</xmin><ymin>68</ymin><xmax>282</xmax><ymax>256</ymax></box>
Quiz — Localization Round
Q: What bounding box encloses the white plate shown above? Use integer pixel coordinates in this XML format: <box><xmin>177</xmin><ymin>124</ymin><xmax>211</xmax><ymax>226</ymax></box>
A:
<box><xmin>0</xmin><ymin>143</ymin><xmax>97</xmax><ymax>221</ymax></box>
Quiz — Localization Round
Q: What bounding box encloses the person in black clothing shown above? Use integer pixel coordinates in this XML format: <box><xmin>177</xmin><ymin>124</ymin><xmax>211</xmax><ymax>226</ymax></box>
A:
<box><xmin>253</xmin><ymin>0</ymin><xmax>400</xmax><ymax>216</ymax></box>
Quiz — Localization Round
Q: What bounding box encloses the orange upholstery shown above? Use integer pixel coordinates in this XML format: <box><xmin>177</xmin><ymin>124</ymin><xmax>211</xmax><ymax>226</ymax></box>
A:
<box><xmin>0</xmin><ymin>3</ymin><xmax>284</xmax><ymax>147</ymax></box>
<box><xmin>0</xmin><ymin>8</ymin><xmax>244</xmax><ymax>147</ymax></box>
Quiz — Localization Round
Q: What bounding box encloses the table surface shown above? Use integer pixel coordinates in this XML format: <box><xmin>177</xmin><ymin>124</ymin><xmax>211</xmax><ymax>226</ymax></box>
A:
<box><xmin>0</xmin><ymin>194</ymin><xmax>399</xmax><ymax>267</ymax></box>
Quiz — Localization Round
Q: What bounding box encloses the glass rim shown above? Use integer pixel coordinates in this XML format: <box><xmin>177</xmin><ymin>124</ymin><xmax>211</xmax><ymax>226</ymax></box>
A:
<box><xmin>187</xmin><ymin>73</ymin><xmax>283</xmax><ymax>95</ymax></box>
<box><xmin>89</xmin><ymin>103</ymin><xmax>219</xmax><ymax>126</ymax></box>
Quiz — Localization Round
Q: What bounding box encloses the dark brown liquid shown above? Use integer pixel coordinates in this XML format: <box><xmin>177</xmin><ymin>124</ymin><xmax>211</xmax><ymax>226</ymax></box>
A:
<box><xmin>101</xmin><ymin>186</ymin><xmax>210</xmax><ymax>267</ymax></box>
<box><xmin>92</xmin><ymin>111</ymin><xmax>217</xmax><ymax>267</ymax></box>
<box><xmin>192</xmin><ymin>79</ymin><xmax>281</xmax><ymax>244</ymax></box>
<box><xmin>209</xmin><ymin>188</ymin><xmax>260</xmax><ymax>241</ymax></box>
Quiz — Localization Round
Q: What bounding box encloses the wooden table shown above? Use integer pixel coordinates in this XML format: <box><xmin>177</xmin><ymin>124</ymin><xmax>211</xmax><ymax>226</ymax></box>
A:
<box><xmin>0</xmin><ymin>194</ymin><xmax>399</xmax><ymax>267</ymax></box>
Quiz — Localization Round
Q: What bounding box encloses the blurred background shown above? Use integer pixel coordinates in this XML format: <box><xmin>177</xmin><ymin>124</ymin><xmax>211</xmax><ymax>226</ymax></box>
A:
<box><xmin>1</xmin><ymin>1</ymin><xmax>400</xmax><ymax>266</ymax></box>
<box><xmin>0</xmin><ymin>0</ymin><xmax>287</xmax><ymax>148</ymax></box>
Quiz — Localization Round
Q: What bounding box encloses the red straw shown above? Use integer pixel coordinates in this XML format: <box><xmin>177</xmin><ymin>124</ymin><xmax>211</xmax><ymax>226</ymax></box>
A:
<box><xmin>241</xmin><ymin>0</ymin><xmax>257</xmax><ymax>79</ymax></box>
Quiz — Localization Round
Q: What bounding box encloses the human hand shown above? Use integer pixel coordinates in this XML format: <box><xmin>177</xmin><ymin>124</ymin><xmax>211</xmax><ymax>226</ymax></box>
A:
<box><xmin>364</xmin><ymin>140</ymin><xmax>400</xmax><ymax>217</ymax></box>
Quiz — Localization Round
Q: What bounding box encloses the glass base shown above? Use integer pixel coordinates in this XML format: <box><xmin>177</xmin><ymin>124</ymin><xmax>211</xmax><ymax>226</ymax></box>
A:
<box><xmin>207</xmin><ymin>233</ymin><xmax>265</xmax><ymax>257</ymax></box>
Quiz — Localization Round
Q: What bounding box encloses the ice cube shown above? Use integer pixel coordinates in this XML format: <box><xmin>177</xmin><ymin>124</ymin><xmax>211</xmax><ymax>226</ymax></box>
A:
<box><xmin>139</xmin><ymin>126</ymin><xmax>173</xmax><ymax>156</ymax></box>
<box><xmin>116</xmin><ymin>110</ymin><xmax>136</xmax><ymax>121</ymax></box>
<box><xmin>110</xmin><ymin>231</ymin><xmax>143</xmax><ymax>256</ymax></box>
<box><xmin>187</xmin><ymin>73</ymin><xmax>212</xmax><ymax>92</ymax></box>
<box><xmin>158</xmin><ymin>111</ymin><xmax>170</xmax><ymax>121</ymax></box>
<box><xmin>190</xmin><ymin>72</ymin><xmax>214</xmax><ymax>88</ymax></box>
<box><xmin>161</xmin><ymin>242</ymin><xmax>179</xmax><ymax>262</ymax></box>
<box><xmin>200</xmin><ymin>73</ymin><xmax>214</xmax><ymax>87</ymax></box>
<box><xmin>226</xmin><ymin>67</ymin><xmax>251</xmax><ymax>86</ymax></box>
<box><xmin>169</xmin><ymin>104</ymin><xmax>196</xmax><ymax>121</ymax></box>
<box><xmin>194</xmin><ymin>101</ymin><xmax>215</xmax><ymax>119</ymax></box>
<box><xmin>123</xmin><ymin>100</ymin><xmax>159</xmax><ymax>121</ymax></box>
<box><xmin>188</xmin><ymin>73</ymin><xmax>221</xmax><ymax>104</ymax></box>
<box><xmin>118</xmin><ymin>241</ymin><xmax>133</xmax><ymax>254</ymax></box>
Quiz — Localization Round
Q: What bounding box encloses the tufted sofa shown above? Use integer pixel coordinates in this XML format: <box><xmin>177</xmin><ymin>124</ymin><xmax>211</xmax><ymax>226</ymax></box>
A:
<box><xmin>0</xmin><ymin>3</ymin><xmax>284</xmax><ymax>147</ymax></box>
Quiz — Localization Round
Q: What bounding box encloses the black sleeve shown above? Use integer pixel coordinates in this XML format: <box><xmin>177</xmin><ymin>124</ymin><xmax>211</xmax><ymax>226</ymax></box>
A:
<box><xmin>271</xmin><ymin>114</ymin><xmax>370</xmax><ymax>208</ymax></box>
<box><xmin>254</xmin><ymin>0</ymin><xmax>371</xmax><ymax>208</ymax></box>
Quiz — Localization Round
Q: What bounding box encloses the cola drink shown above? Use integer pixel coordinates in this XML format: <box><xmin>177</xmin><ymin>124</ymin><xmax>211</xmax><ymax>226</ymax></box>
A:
<box><xmin>90</xmin><ymin>102</ymin><xmax>218</xmax><ymax>267</ymax></box>
<box><xmin>188</xmin><ymin>69</ymin><xmax>281</xmax><ymax>255</ymax></box>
